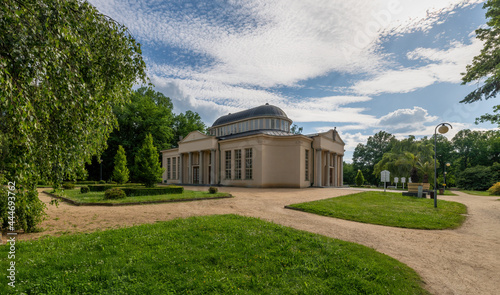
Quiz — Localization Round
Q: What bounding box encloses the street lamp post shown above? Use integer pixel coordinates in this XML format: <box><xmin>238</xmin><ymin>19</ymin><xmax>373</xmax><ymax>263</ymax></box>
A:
<box><xmin>434</xmin><ymin>123</ymin><xmax>452</xmax><ymax>208</ymax></box>
<box><xmin>444</xmin><ymin>162</ymin><xmax>450</xmax><ymax>190</ymax></box>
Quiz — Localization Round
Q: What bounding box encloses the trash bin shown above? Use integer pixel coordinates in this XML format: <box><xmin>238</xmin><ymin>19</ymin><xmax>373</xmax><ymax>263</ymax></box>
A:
<box><xmin>429</xmin><ymin>191</ymin><xmax>434</xmax><ymax>199</ymax></box>
<box><xmin>439</xmin><ymin>188</ymin><xmax>444</xmax><ymax>195</ymax></box>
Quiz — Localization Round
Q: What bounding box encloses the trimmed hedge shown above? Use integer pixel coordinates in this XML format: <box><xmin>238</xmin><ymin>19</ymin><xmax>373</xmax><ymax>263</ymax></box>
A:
<box><xmin>122</xmin><ymin>186</ymin><xmax>184</xmax><ymax>197</ymax></box>
<box><xmin>80</xmin><ymin>186</ymin><xmax>90</xmax><ymax>194</ymax></box>
<box><xmin>104</xmin><ymin>188</ymin><xmax>126</xmax><ymax>200</ymax></box>
<box><xmin>76</xmin><ymin>181</ymin><xmax>97</xmax><ymax>185</ymax></box>
<box><xmin>88</xmin><ymin>183</ymin><xmax>142</xmax><ymax>192</ymax></box>
<box><xmin>62</xmin><ymin>183</ymin><xmax>75</xmax><ymax>190</ymax></box>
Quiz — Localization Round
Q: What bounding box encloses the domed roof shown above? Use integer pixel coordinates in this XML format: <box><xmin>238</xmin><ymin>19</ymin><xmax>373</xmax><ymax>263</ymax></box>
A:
<box><xmin>212</xmin><ymin>104</ymin><xmax>289</xmax><ymax>127</ymax></box>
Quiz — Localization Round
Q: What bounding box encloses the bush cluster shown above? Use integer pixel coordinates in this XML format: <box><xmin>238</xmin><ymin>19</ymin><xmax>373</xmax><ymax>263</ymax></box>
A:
<box><xmin>122</xmin><ymin>186</ymin><xmax>184</xmax><ymax>197</ymax></box>
<box><xmin>62</xmin><ymin>183</ymin><xmax>75</xmax><ymax>190</ymax></box>
<box><xmin>208</xmin><ymin>187</ymin><xmax>218</xmax><ymax>194</ymax></box>
<box><xmin>457</xmin><ymin>163</ymin><xmax>499</xmax><ymax>191</ymax></box>
<box><xmin>488</xmin><ymin>182</ymin><xmax>500</xmax><ymax>196</ymax></box>
<box><xmin>99</xmin><ymin>180</ymin><xmax>106</xmax><ymax>184</ymax></box>
<box><xmin>104</xmin><ymin>188</ymin><xmax>126</xmax><ymax>200</ymax></box>
<box><xmin>80</xmin><ymin>186</ymin><xmax>90</xmax><ymax>194</ymax></box>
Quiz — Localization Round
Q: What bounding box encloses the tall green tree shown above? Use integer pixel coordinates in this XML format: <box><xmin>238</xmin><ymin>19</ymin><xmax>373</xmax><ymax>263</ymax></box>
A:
<box><xmin>374</xmin><ymin>137</ymin><xmax>434</xmax><ymax>183</ymax></box>
<box><xmin>0</xmin><ymin>0</ymin><xmax>146</xmax><ymax>231</ymax></box>
<box><xmin>461</xmin><ymin>0</ymin><xmax>500</xmax><ymax>127</ymax></box>
<box><xmin>342</xmin><ymin>162</ymin><xmax>356</xmax><ymax>185</ymax></box>
<box><xmin>134</xmin><ymin>134</ymin><xmax>164</xmax><ymax>187</ymax></box>
<box><xmin>352</xmin><ymin>131</ymin><xmax>396</xmax><ymax>184</ymax></box>
<box><xmin>112</xmin><ymin>145</ymin><xmax>129</xmax><ymax>184</ymax></box>
<box><xmin>172</xmin><ymin>110</ymin><xmax>206</xmax><ymax>145</ymax></box>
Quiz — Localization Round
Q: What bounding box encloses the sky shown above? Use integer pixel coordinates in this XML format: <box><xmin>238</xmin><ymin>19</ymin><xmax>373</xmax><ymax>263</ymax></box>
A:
<box><xmin>89</xmin><ymin>0</ymin><xmax>499</xmax><ymax>161</ymax></box>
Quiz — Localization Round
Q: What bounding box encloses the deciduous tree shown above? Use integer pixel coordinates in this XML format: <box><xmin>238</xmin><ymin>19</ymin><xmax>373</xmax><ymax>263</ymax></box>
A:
<box><xmin>461</xmin><ymin>0</ymin><xmax>500</xmax><ymax>127</ymax></box>
<box><xmin>0</xmin><ymin>0</ymin><xmax>146</xmax><ymax>231</ymax></box>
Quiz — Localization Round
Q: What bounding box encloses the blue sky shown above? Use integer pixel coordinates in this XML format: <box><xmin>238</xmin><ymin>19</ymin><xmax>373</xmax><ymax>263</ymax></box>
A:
<box><xmin>89</xmin><ymin>0</ymin><xmax>499</xmax><ymax>161</ymax></box>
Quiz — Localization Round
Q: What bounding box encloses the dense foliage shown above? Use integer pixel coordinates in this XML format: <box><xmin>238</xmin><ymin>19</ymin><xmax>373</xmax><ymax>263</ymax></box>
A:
<box><xmin>134</xmin><ymin>134</ymin><xmax>165</xmax><ymax>187</ymax></box>
<box><xmin>374</xmin><ymin>136</ymin><xmax>434</xmax><ymax>183</ymax></box>
<box><xmin>456</xmin><ymin>163</ymin><xmax>500</xmax><ymax>191</ymax></box>
<box><xmin>86</xmin><ymin>87</ymin><xmax>206</xmax><ymax>181</ymax></box>
<box><xmin>352</xmin><ymin>131</ymin><xmax>396</xmax><ymax>184</ymax></box>
<box><xmin>351</xmin><ymin>129</ymin><xmax>499</xmax><ymax>190</ymax></box>
<box><xmin>0</xmin><ymin>0</ymin><xmax>146</xmax><ymax>231</ymax></box>
<box><xmin>112</xmin><ymin>145</ymin><xmax>129</xmax><ymax>184</ymax></box>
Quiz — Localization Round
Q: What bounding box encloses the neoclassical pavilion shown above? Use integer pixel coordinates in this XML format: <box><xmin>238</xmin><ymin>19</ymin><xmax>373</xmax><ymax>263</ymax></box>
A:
<box><xmin>161</xmin><ymin>104</ymin><xmax>344</xmax><ymax>188</ymax></box>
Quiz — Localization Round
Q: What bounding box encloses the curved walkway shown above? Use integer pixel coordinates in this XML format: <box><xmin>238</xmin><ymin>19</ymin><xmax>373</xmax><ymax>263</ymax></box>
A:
<box><xmin>22</xmin><ymin>187</ymin><xmax>500</xmax><ymax>294</ymax></box>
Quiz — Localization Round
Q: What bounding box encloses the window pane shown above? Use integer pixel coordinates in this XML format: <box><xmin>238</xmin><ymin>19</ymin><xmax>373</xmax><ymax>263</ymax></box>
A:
<box><xmin>245</xmin><ymin>148</ymin><xmax>253</xmax><ymax>179</ymax></box>
<box><xmin>235</xmin><ymin>149</ymin><xmax>242</xmax><ymax>180</ymax></box>
<box><xmin>225</xmin><ymin>151</ymin><xmax>231</xmax><ymax>179</ymax></box>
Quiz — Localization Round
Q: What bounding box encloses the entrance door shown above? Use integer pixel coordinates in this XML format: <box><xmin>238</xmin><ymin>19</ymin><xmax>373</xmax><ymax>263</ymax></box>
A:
<box><xmin>208</xmin><ymin>166</ymin><xmax>211</xmax><ymax>184</ymax></box>
<box><xmin>193</xmin><ymin>166</ymin><xmax>200</xmax><ymax>184</ymax></box>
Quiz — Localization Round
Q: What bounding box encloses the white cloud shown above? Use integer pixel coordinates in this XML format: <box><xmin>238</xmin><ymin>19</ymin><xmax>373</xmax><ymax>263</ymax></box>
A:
<box><xmin>89</xmin><ymin>0</ymin><xmax>482</xmax><ymax>90</ymax></box>
<box><xmin>352</xmin><ymin>37</ymin><xmax>484</xmax><ymax>95</ymax></box>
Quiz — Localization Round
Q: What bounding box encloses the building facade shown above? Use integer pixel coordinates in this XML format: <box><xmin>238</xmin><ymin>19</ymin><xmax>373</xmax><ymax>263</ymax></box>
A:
<box><xmin>161</xmin><ymin>104</ymin><xmax>344</xmax><ymax>188</ymax></box>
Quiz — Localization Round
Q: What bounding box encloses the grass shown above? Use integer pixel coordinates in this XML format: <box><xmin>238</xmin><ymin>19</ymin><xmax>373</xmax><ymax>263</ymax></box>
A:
<box><xmin>288</xmin><ymin>192</ymin><xmax>467</xmax><ymax>230</ymax></box>
<box><xmin>0</xmin><ymin>215</ymin><xmax>428</xmax><ymax>294</ymax></box>
<box><xmin>459</xmin><ymin>190</ymin><xmax>495</xmax><ymax>196</ymax></box>
<box><xmin>51</xmin><ymin>188</ymin><xmax>231</xmax><ymax>204</ymax></box>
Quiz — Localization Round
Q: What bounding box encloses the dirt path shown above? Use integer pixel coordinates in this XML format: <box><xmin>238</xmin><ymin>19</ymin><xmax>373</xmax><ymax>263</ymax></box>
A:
<box><xmin>14</xmin><ymin>187</ymin><xmax>500</xmax><ymax>294</ymax></box>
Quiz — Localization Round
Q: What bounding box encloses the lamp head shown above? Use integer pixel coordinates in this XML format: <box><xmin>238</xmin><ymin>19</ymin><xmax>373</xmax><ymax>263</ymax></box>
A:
<box><xmin>438</xmin><ymin>124</ymin><xmax>449</xmax><ymax>134</ymax></box>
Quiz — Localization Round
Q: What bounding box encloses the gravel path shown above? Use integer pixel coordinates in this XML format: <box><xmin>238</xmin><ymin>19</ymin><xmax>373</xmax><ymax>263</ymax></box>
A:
<box><xmin>17</xmin><ymin>187</ymin><xmax>500</xmax><ymax>294</ymax></box>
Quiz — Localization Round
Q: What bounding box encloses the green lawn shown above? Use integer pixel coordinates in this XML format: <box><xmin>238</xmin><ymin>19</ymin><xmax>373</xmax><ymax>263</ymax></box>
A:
<box><xmin>50</xmin><ymin>188</ymin><xmax>231</xmax><ymax>204</ymax></box>
<box><xmin>288</xmin><ymin>192</ymin><xmax>467</xmax><ymax>230</ymax></box>
<box><xmin>0</xmin><ymin>215</ymin><xmax>428</xmax><ymax>294</ymax></box>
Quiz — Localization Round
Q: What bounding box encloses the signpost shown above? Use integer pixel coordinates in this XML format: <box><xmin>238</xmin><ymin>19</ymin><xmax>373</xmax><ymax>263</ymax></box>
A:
<box><xmin>381</xmin><ymin>170</ymin><xmax>390</xmax><ymax>192</ymax></box>
<box><xmin>394</xmin><ymin>177</ymin><xmax>399</xmax><ymax>189</ymax></box>
<box><xmin>401</xmin><ymin>177</ymin><xmax>406</xmax><ymax>190</ymax></box>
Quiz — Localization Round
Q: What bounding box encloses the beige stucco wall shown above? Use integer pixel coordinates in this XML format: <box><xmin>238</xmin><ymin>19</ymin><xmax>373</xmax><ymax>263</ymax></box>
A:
<box><xmin>160</xmin><ymin>128</ymin><xmax>344</xmax><ymax>188</ymax></box>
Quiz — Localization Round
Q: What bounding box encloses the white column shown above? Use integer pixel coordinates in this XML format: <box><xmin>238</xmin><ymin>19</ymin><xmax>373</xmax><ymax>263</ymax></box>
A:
<box><xmin>316</xmin><ymin>149</ymin><xmax>322</xmax><ymax>187</ymax></box>
<box><xmin>326</xmin><ymin>152</ymin><xmax>331</xmax><ymax>187</ymax></box>
<box><xmin>210</xmin><ymin>149</ymin><xmax>216</xmax><ymax>185</ymax></box>
<box><xmin>340</xmin><ymin>155</ymin><xmax>344</xmax><ymax>187</ymax></box>
<box><xmin>179</xmin><ymin>154</ymin><xmax>183</xmax><ymax>183</ymax></box>
<box><xmin>333</xmin><ymin>153</ymin><xmax>338</xmax><ymax>187</ymax></box>
<box><xmin>199</xmin><ymin>151</ymin><xmax>203</xmax><ymax>185</ymax></box>
<box><xmin>188</xmin><ymin>152</ymin><xmax>192</xmax><ymax>184</ymax></box>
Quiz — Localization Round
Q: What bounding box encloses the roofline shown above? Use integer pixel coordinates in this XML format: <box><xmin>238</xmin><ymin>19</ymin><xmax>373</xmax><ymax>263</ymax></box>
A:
<box><xmin>210</xmin><ymin>115</ymin><xmax>293</xmax><ymax>129</ymax></box>
<box><xmin>219</xmin><ymin>132</ymin><xmax>313</xmax><ymax>143</ymax></box>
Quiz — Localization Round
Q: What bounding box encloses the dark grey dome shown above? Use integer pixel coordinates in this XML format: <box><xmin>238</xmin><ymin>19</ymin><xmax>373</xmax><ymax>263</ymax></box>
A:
<box><xmin>212</xmin><ymin>104</ymin><xmax>289</xmax><ymax>127</ymax></box>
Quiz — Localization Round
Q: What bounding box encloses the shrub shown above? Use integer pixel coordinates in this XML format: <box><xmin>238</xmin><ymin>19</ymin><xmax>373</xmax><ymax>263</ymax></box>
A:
<box><xmin>112</xmin><ymin>145</ymin><xmax>130</xmax><ymax>184</ymax></box>
<box><xmin>62</xmin><ymin>183</ymin><xmax>75</xmax><ymax>190</ymax></box>
<box><xmin>99</xmin><ymin>180</ymin><xmax>106</xmax><ymax>184</ymax></box>
<box><xmin>80</xmin><ymin>186</ymin><xmax>90</xmax><ymax>194</ymax></box>
<box><xmin>488</xmin><ymin>182</ymin><xmax>500</xmax><ymax>196</ymax></box>
<box><xmin>109</xmin><ymin>181</ymin><xmax>117</xmax><ymax>184</ymax></box>
<box><xmin>208</xmin><ymin>187</ymin><xmax>218</xmax><ymax>194</ymax></box>
<box><xmin>121</xmin><ymin>186</ymin><xmax>184</xmax><ymax>197</ymax></box>
<box><xmin>355</xmin><ymin>170</ymin><xmax>365</xmax><ymax>186</ymax></box>
<box><xmin>104</xmin><ymin>188</ymin><xmax>126</xmax><ymax>200</ymax></box>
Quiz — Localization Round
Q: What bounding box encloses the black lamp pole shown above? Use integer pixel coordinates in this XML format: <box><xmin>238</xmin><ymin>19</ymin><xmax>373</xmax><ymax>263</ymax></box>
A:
<box><xmin>434</xmin><ymin>123</ymin><xmax>452</xmax><ymax>208</ymax></box>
